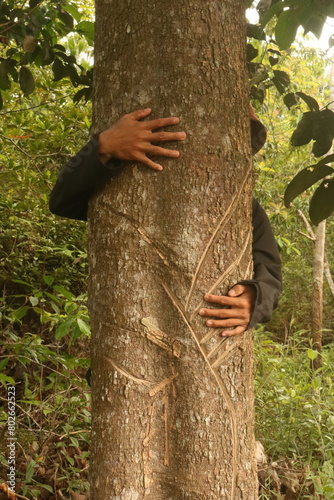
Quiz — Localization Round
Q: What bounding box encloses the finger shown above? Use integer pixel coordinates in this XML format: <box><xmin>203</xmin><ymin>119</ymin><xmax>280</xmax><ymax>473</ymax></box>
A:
<box><xmin>136</xmin><ymin>153</ymin><xmax>163</xmax><ymax>171</ymax></box>
<box><xmin>127</xmin><ymin>108</ymin><xmax>152</xmax><ymax>120</ymax></box>
<box><xmin>151</xmin><ymin>131</ymin><xmax>187</xmax><ymax>142</ymax></box>
<box><xmin>228</xmin><ymin>284</ymin><xmax>248</xmax><ymax>297</ymax></box>
<box><xmin>221</xmin><ymin>326</ymin><xmax>246</xmax><ymax>337</ymax></box>
<box><xmin>199</xmin><ymin>307</ymin><xmax>247</xmax><ymax>320</ymax></box>
<box><xmin>146</xmin><ymin>116</ymin><xmax>180</xmax><ymax>130</ymax></box>
<box><xmin>147</xmin><ymin>145</ymin><xmax>180</xmax><ymax>158</ymax></box>
<box><xmin>204</xmin><ymin>318</ymin><xmax>246</xmax><ymax>329</ymax></box>
<box><xmin>203</xmin><ymin>294</ymin><xmax>243</xmax><ymax>308</ymax></box>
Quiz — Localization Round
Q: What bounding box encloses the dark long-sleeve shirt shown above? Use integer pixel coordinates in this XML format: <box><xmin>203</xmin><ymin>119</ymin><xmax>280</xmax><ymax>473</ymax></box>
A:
<box><xmin>50</xmin><ymin>137</ymin><xmax>282</xmax><ymax>328</ymax></box>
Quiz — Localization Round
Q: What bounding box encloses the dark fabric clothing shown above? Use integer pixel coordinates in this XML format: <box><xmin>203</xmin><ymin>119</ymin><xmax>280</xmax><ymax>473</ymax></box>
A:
<box><xmin>49</xmin><ymin>137</ymin><xmax>282</xmax><ymax>329</ymax></box>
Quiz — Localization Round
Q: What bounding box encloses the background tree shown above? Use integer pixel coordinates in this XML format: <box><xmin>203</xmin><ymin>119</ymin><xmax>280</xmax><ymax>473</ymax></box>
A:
<box><xmin>89</xmin><ymin>1</ymin><xmax>257</xmax><ymax>498</ymax></box>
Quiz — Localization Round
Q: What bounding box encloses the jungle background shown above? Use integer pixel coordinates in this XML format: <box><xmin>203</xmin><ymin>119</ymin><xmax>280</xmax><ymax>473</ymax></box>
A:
<box><xmin>1</xmin><ymin>0</ymin><xmax>334</xmax><ymax>498</ymax></box>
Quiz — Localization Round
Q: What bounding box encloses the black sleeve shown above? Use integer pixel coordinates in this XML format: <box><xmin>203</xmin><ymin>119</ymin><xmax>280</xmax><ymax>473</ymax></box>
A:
<box><xmin>237</xmin><ymin>198</ymin><xmax>282</xmax><ymax>328</ymax></box>
<box><xmin>49</xmin><ymin>134</ymin><xmax>123</xmax><ymax>221</ymax></box>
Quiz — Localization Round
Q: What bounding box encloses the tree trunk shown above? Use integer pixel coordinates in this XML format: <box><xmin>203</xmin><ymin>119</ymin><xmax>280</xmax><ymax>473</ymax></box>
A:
<box><xmin>89</xmin><ymin>1</ymin><xmax>257</xmax><ymax>499</ymax></box>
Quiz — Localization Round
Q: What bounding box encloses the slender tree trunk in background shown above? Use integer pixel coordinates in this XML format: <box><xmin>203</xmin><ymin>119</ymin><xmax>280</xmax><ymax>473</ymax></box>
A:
<box><xmin>89</xmin><ymin>2</ymin><xmax>257</xmax><ymax>499</ymax></box>
<box><xmin>310</xmin><ymin>60</ymin><xmax>334</xmax><ymax>370</ymax></box>
<box><xmin>311</xmin><ymin>220</ymin><xmax>325</xmax><ymax>370</ymax></box>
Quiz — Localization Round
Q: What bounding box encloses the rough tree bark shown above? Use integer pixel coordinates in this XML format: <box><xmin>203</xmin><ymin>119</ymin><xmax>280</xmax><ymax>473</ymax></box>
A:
<box><xmin>88</xmin><ymin>1</ymin><xmax>257</xmax><ymax>499</ymax></box>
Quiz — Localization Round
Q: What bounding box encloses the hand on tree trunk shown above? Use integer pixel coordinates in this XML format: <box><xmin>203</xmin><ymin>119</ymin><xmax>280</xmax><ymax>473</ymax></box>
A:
<box><xmin>199</xmin><ymin>284</ymin><xmax>256</xmax><ymax>336</ymax></box>
<box><xmin>98</xmin><ymin>108</ymin><xmax>187</xmax><ymax>170</ymax></box>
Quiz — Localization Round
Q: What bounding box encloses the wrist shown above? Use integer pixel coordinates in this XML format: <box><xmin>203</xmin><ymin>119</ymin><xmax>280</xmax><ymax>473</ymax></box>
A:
<box><xmin>98</xmin><ymin>130</ymin><xmax>114</xmax><ymax>164</ymax></box>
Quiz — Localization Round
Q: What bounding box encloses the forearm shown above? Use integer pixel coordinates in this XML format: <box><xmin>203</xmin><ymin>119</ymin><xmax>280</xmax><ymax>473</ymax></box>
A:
<box><xmin>49</xmin><ymin>135</ymin><xmax>122</xmax><ymax>221</ymax></box>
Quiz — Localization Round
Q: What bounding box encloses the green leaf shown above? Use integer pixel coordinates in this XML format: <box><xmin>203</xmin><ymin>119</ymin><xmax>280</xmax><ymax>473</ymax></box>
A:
<box><xmin>275</xmin><ymin>10</ymin><xmax>300</xmax><ymax>50</ymax></box>
<box><xmin>55</xmin><ymin>319</ymin><xmax>74</xmax><ymax>340</ymax></box>
<box><xmin>284</xmin><ymin>92</ymin><xmax>299</xmax><ymax>109</ymax></box>
<box><xmin>57</xmin><ymin>10</ymin><xmax>74</xmax><ymax>30</ymax></box>
<box><xmin>63</xmin><ymin>4</ymin><xmax>82</xmax><ymax>22</ymax></box>
<box><xmin>259</xmin><ymin>1</ymin><xmax>285</xmax><ymax>28</ymax></box>
<box><xmin>43</xmin><ymin>275</ymin><xmax>54</xmax><ymax>286</ymax></box>
<box><xmin>307</xmin><ymin>349</ymin><xmax>319</xmax><ymax>360</ymax></box>
<box><xmin>269</xmin><ymin>56</ymin><xmax>279</xmax><ymax>66</ymax></box>
<box><xmin>54</xmin><ymin>285</ymin><xmax>74</xmax><ymax>300</ymax></box>
<box><xmin>0</xmin><ymin>373</ymin><xmax>15</xmax><ymax>384</ymax></box>
<box><xmin>247</xmin><ymin>23</ymin><xmax>265</xmax><ymax>40</ymax></box>
<box><xmin>290</xmin><ymin>111</ymin><xmax>316</xmax><ymax>147</ymax></box>
<box><xmin>246</xmin><ymin>43</ymin><xmax>258</xmax><ymax>62</ymax></box>
<box><xmin>76</xmin><ymin>21</ymin><xmax>94</xmax><ymax>44</ymax></box>
<box><xmin>29</xmin><ymin>296</ymin><xmax>39</xmax><ymax>306</ymax></box>
<box><xmin>317</xmin><ymin>153</ymin><xmax>334</xmax><ymax>166</ymax></box>
<box><xmin>25</xmin><ymin>459</ymin><xmax>37</xmax><ymax>483</ymax></box>
<box><xmin>271</xmin><ymin>69</ymin><xmax>290</xmax><ymax>95</ymax></box>
<box><xmin>309</xmin><ymin>178</ymin><xmax>334</xmax><ymax>225</ymax></box>
<box><xmin>19</xmin><ymin>66</ymin><xmax>35</xmax><ymax>95</ymax></box>
<box><xmin>295</xmin><ymin>92</ymin><xmax>319</xmax><ymax>112</ymax></box>
<box><xmin>303</xmin><ymin>12</ymin><xmax>325</xmax><ymax>39</ymax></box>
<box><xmin>312</xmin><ymin>134</ymin><xmax>333</xmax><ymax>157</ymax></box>
<box><xmin>12</xmin><ymin>306</ymin><xmax>30</xmax><ymax>321</ymax></box>
<box><xmin>284</xmin><ymin>164</ymin><xmax>334</xmax><ymax>207</ymax></box>
<box><xmin>52</xmin><ymin>57</ymin><xmax>66</xmax><ymax>81</ymax></box>
<box><xmin>77</xmin><ymin>318</ymin><xmax>91</xmax><ymax>336</ymax></box>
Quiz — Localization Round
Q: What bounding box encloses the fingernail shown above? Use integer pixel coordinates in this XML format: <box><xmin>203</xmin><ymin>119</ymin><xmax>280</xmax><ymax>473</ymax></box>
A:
<box><xmin>207</xmin><ymin>320</ymin><xmax>213</xmax><ymax>326</ymax></box>
<box><xmin>157</xmin><ymin>165</ymin><xmax>163</xmax><ymax>171</ymax></box>
<box><xmin>229</xmin><ymin>289</ymin><xmax>236</xmax><ymax>296</ymax></box>
<box><xmin>199</xmin><ymin>309</ymin><xmax>205</xmax><ymax>315</ymax></box>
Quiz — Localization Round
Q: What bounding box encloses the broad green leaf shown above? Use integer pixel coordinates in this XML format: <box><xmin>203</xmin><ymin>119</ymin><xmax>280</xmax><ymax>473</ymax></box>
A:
<box><xmin>275</xmin><ymin>10</ymin><xmax>299</xmax><ymax>50</ymax></box>
<box><xmin>246</xmin><ymin>43</ymin><xmax>258</xmax><ymax>62</ymax></box>
<box><xmin>58</xmin><ymin>10</ymin><xmax>74</xmax><ymax>30</ymax></box>
<box><xmin>284</xmin><ymin>164</ymin><xmax>334</xmax><ymax>207</ymax></box>
<box><xmin>55</xmin><ymin>319</ymin><xmax>74</xmax><ymax>340</ymax></box>
<box><xmin>12</xmin><ymin>306</ymin><xmax>30</xmax><ymax>321</ymax></box>
<box><xmin>54</xmin><ymin>285</ymin><xmax>74</xmax><ymax>300</ymax></box>
<box><xmin>76</xmin><ymin>21</ymin><xmax>94</xmax><ymax>44</ymax></box>
<box><xmin>63</xmin><ymin>4</ymin><xmax>82</xmax><ymax>22</ymax></box>
<box><xmin>317</xmin><ymin>153</ymin><xmax>334</xmax><ymax>166</ymax></box>
<box><xmin>77</xmin><ymin>318</ymin><xmax>91</xmax><ymax>336</ymax></box>
<box><xmin>284</xmin><ymin>92</ymin><xmax>299</xmax><ymax>109</ymax></box>
<box><xmin>312</xmin><ymin>133</ymin><xmax>333</xmax><ymax>157</ymax></box>
<box><xmin>19</xmin><ymin>66</ymin><xmax>35</xmax><ymax>95</ymax></box>
<box><xmin>309</xmin><ymin>178</ymin><xmax>334</xmax><ymax>224</ymax></box>
<box><xmin>295</xmin><ymin>92</ymin><xmax>319</xmax><ymax>112</ymax></box>
<box><xmin>307</xmin><ymin>349</ymin><xmax>318</xmax><ymax>360</ymax></box>
<box><xmin>29</xmin><ymin>296</ymin><xmax>39</xmax><ymax>306</ymax></box>
<box><xmin>43</xmin><ymin>275</ymin><xmax>54</xmax><ymax>286</ymax></box>
<box><xmin>290</xmin><ymin>111</ymin><xmax>316</xmax><ymax>147</ymax></box>
<box><xmin>303</xmin><ymin>12</ymin><xmax>326</xmax><ymax>39</ymax></box>
<box><xmin>271</xmin><ymin>69</ymin><xmax>290</xmax><ymax>95</ymax></box>
<box><xmin>247</xmin><ymin>23</ymin><xmax>265</xmax><ymax>40</ymax></box>
<box><xmin>259</xmin><ymin>1</ymin><xmax>285</xmax><ymax>28</ymax></box>
<box><xmin>52</xmin><ymin>57</ymin><xmax>66</xmax><ymax>81</ymax></box>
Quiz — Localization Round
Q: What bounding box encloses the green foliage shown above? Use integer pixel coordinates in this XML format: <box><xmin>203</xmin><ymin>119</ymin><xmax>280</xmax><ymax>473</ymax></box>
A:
<box><xmin>255</xmin><ymin>326</ymin><xmax>334</xmax><ymax>499</ymax></box>
<box><xmin>0</xmin><ymin>46</ymin><xmax>92</xmax><ymax>498</ymax></box>
<box><xmin>0</xmin><ymin>0</ymin><xmax>94</xmax><ymax>107</ymax></box>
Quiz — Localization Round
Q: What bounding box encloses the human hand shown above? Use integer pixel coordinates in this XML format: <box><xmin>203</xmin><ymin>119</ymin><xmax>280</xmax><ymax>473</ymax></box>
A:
<box><xmin>199</xmin><ymin>284</ymin><xmax>256</xmax><ymax>337</ymax></box>
<box><xmin>98</xmin><ymin>108</ymin><xmax>186</xmax><ymax>170</ymax></box>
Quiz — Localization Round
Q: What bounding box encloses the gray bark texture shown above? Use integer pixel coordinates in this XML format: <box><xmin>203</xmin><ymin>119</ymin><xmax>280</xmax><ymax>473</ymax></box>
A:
<box><xmin>89</xmin><ymin>1</ymin><xmax>257</xmax><ymax>499</ymax></box>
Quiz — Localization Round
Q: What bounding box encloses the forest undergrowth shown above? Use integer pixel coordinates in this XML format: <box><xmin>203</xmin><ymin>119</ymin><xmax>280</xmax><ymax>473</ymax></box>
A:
<box><xmin>1</xmin><ymin>43</ymin><xmax>334</xmax><ymax>499</ymax></box>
